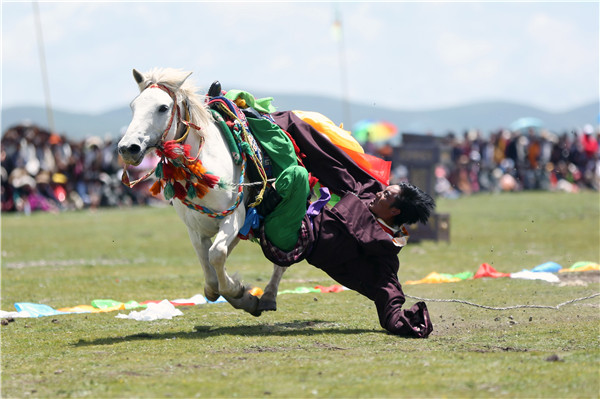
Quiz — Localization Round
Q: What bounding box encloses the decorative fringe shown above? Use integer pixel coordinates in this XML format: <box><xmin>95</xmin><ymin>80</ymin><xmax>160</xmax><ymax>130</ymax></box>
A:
<box><xmin>201</xmin><ymin>173</ymin><xmax>219</xmax><ymax>188</ymax></box>
<box><xmin>150</xmin><ymin>180</ymin><xmax>163</xmax><ymax>196</ymax></box>
<box><xmin>193</xmin><ymin>182</ymin><xmax>210</xmax><ymax>199</ymax></box>
<box><xmin>164</xmin><ymin>182</ymin><xmax>175</xmax><ymax>200</ymax></box>
<box><xmin>155</xmin><ymin>163</ymin><xmax>164</xmax><ymax>179</ymax></box>
<box><xmin>150</xmin><ymin>140</ymin><xmax>222</xmax><ymax>203</ymax></box>
<box><xmin>173</xmin><ymin>181</ymin><xmax>187</xmax><ymax>200</ymax></box>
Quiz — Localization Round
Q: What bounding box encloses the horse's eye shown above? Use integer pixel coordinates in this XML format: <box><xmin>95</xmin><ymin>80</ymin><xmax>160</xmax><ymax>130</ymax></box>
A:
<box><xmin>158</xmin><ymin>104</ymin><xmax>169</xmax><ymax>113</ymax></box>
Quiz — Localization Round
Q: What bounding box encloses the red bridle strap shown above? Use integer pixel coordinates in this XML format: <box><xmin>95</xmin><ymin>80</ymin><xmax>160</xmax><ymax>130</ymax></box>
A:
<box><xmin>147</xmin><ymin>83</ymin><xmax>180</xmax><ymax>142</ymax></box>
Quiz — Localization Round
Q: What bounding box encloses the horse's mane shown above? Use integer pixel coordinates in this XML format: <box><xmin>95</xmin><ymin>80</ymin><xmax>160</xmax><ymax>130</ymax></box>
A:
<box><xmin>142</xmin><ymin>68</ymin><xmax>213</xmax><ymax>131</ymax></box>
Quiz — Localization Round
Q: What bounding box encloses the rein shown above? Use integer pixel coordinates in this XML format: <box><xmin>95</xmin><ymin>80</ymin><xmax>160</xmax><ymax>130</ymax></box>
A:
<box><xmin>120</xmin><ymin>83</ymin><xmax>246</xmax><ymax>219</ymax></box>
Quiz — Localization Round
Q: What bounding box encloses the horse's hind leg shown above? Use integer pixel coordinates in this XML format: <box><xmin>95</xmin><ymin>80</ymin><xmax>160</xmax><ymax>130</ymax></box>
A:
<box><xmin>258</xmin><ymin>263</ymin><xmax>286</xmax><ymax>312</ymax></box>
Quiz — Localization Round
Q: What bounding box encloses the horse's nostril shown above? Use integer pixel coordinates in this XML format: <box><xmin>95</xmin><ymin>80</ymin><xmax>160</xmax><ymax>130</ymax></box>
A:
<box><xmin>120</xmin><ymin>144</ymin><xmax>141</xmax><ymax>155</ymax></box>
<box><xmin>129</xmin><ymin>144</ymin><xmax>141</xmax><ymax>154</ymax></box>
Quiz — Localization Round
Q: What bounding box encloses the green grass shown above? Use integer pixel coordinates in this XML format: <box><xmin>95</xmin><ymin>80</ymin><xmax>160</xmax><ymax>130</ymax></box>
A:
<box><xmin>2</xmin><ymin>192</ymin><xmax>599</xmax><ymax>398</ymax></box>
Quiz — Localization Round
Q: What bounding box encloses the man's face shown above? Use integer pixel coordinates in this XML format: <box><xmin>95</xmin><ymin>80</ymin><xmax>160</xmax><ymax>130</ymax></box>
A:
<box><xmin>369</xmin><ymin>185</ymin><xmax>401</xmax><ymax>223</ymax></box>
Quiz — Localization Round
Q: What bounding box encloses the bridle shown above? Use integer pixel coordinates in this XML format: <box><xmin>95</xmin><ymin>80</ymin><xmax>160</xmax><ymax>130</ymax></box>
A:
<box><xmin>121</xmin><ymin>83</ymin><xmax>203</xmax><ymax>188</ymax></box>
<box><xmin>147</xmin><ymin>83</ymin><xmax>203</xmax><ymax>145</ymax></box>
<box><xmin>120</xmin><ymin>83</ymin><xmax>247</xmax><ymax>219</ymax></box>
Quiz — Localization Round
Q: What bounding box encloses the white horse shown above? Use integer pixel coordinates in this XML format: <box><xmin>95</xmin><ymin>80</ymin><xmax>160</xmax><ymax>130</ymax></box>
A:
<box><xmin>118</xmin><ymin>68</ymin><xmax>284</xmax><ymax>316</ymax></box>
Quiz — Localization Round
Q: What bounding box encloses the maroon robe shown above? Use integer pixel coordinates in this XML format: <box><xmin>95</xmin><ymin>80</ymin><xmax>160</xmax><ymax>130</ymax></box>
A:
<box><xmin>269</xmin><ymin>111</ymin><xmax>433</xmax><ymax>338</ymax></box>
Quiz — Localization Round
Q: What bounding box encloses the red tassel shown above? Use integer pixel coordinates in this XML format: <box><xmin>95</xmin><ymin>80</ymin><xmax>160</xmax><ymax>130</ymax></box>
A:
<box><xmin>162</xmin><ymin>162</ymin><xmax>175</xmax><ymax>180</ymax></box>
<box><xmin>202</xmin><ymin>173</ymin><xmax>219</xmax><ymax>188</ymax></box>
<box><xmin>173</xmin><ymin>181</ymin><xmax>187</xmax><ymax>200</ymax></box>
<box><xmin>182</xmin><ymin>144</ymin><xmax>192</xmax><ymax>158</ymax></box>
<box><xmin>162</xmin><ymin>141</ymin><xmax>185</xmax><ymax>159</ymax></box>
<box><xmin>308</xmin><ymin>174</ymin><xmax>319</xmax><ymax>189</ymax></box>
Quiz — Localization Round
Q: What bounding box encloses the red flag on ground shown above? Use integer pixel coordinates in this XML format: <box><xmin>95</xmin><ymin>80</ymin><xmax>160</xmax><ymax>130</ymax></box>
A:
<box><xmin>474</xmin><ymin>263</ymin><xmax>510</xmax><ymax>279</ymax></box>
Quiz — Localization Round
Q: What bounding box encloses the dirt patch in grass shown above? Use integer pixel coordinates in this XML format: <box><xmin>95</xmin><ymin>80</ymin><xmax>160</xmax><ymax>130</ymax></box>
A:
<box><xmin>557</xmin><ymin>271</ymin><xmax>600</xmax><ymax>287</ymax></box>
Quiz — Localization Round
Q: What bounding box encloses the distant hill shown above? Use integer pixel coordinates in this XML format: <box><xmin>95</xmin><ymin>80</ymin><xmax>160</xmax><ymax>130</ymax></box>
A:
<box><xmin>2</xmin><ymin>94</ymin><xmax>598</xmax><ymax>141</ymax></box>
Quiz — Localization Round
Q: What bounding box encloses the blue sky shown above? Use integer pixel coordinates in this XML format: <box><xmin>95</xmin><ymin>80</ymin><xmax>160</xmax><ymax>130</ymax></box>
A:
<box><xmin>2</xmin><ymin>1</ymin><xmax>598</xmax><ymax>116</ymax></box>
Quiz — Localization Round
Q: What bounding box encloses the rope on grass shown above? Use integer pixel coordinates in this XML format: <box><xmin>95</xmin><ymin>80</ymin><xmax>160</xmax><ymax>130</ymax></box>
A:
<box><xmin>405</xmin><ymin>292</ymin><xmax>600</xmax><ymax>311</ymax></box>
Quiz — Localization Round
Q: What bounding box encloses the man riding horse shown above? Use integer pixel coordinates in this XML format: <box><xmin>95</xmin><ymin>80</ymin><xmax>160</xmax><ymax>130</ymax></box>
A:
<box><xmin>222</xmin><ymin>87</ymin><xmax>436</xmax><ymax>338</ymax></box>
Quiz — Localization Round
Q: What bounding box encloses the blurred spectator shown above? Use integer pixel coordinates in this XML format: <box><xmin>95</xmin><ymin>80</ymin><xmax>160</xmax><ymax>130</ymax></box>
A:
<box><xmin>2</xmin><ymin>121</ymin><xmax>599</xmax><ymax>214</ymax></box>
<box><xmin>1</xmin><ymin>123</ymin><xmax>165</xmax><ymax>214</ymax></box>
<box><xmin>415</xmin><ymin>124</ymin><xmax>599</xmax><ymax>198</ymax></box>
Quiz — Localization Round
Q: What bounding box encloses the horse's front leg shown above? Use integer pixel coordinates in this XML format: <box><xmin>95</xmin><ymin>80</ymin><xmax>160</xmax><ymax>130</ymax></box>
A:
<box><xmin>211</xmin><ymin>214</ymin><xmax>261</xmax><ymax>316</ymax></box>
<box><xmin>186</xmin><ymin>229</ymin><xmax>220</xmax><ymax>302</ymax></box>
<box><xmin>209</xmin><ymin>212</ymin><xmax>245</xmax><ymax>298</ymax></box>
<box><xmin>258</xmin><ymin>263</ymin><xmax>286</xmax><ymax>312</ymax></box>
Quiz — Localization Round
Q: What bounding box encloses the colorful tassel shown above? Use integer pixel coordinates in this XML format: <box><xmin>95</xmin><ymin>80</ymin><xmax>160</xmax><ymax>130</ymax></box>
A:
<box><xmin>202</xmin><ymin>173</ymin><xmax>219</xmax><ymax>188</ymax></box>
<box><xmin>150</xmin><ymin>180</ymin><xmax>163</xmax><ymax>196</ymax></box>
<box><xmin>162</xmin><ymin>162</ymin><xmax>175</xmax><ymax>180</ymax></box>
<box><xmin>155</xmin><ymin>162</ymin><xmax>164</xmax><ymax>179</ymax></box>
<box><xmin>163</xmin><ymin>182</ymin><xmax>175</xmax><ymax>200</ymax></box>
<box><xmin>148</xmin><ymin>145</ymin><xmax>226</xmax><ymax>203</ymax></box>
<box><xmin>194</xmin><ymin>182</ymin><xmax>210</xmax><ymax>199</ymax></box>
<box><xmin>173</xmin><ymin>181</ymin><xmax>187</xmax><ymax>200</ymax></box>
<box><xmin>186</xmin><ymin>184</ymin><xmax>196</xmax><ymax>199</ymax></box>
<box><xmin>172</xmin><ymin>166</ymin><xmax>188</xmax><ymax>181</ymax></box>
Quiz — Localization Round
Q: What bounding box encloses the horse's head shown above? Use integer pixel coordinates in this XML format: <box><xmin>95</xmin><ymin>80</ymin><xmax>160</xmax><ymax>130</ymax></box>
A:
<box><xmin>118</xmin><ymin>68</ymin><xmax>192</xmax><ymax>165</ymax></box>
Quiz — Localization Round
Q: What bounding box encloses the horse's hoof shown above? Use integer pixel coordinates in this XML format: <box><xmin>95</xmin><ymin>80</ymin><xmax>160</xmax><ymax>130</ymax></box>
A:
<box><xmin>204</xmin><ymin>287</ymin><xmax>220</xmax><ymax>302</ymax></box>
<box><xmin>258</xmin><ymin>298</ymin><xmax>277</xmax><ymax>313</ymax></box>
<box><xmin>224</xmin><ymin>288</ymin><xmax>261</xmax><ymax>316</ymax></box>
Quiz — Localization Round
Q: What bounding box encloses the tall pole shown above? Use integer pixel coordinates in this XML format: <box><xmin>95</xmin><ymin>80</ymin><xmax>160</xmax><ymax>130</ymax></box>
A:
<box><xmin>32</xmin><ymin>0</ymin><xmax>55</xmax><ymax>133</ymax></box>
<box><xmin>333</xmin><ymin>5</ymin><xmax>351</xmax><ymax>127</ymax></box>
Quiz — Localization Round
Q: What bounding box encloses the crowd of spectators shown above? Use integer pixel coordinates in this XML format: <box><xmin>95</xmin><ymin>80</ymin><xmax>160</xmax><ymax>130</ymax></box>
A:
<box><xmin>429</xmin><ymin>125</ymin><xmax>599</xmax><ymax>197</ymax></box>
<box><xmin>1</xmin><ymin>122</ymin><xmax>599</xmax><ymax>214</ymax></box>
<box><xmin>1</xmin><ymin>124</ymin><xmax>160</xmax><ymax>214</ymax></box>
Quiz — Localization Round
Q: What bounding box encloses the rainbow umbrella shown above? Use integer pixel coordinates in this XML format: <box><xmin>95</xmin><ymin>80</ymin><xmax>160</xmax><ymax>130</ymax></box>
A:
<box><xmin>352</xmin><ymin>120</ymin><xmax>398</xmax><ymax>143</ymax></box>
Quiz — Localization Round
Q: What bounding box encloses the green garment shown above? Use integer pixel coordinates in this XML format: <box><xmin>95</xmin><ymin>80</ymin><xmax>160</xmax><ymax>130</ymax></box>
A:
<box><xmin>243</xmin><ymin>115</ymin><xmax>309</xmax><ymax>251</ymax></box>
<box><xmin>246</xmin><ymin>117</ymin><xmax>297</xmax><ymax>177</ymax></box>
<box><xmin>225</xmin><ymin>90</ymin><xmax>277</xmax><ymax>114</ymax></box>
<box><xmin>264</xmin><ymin>165</ymin><xmax>310</xmax><ymax>251</ymax></box>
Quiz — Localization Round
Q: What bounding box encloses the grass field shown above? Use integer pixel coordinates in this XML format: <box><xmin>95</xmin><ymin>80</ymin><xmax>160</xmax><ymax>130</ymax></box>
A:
<box><xmin>1</xmin><ymin>191</ymin><xmax>599</xmax><ymax>398</ymax></box>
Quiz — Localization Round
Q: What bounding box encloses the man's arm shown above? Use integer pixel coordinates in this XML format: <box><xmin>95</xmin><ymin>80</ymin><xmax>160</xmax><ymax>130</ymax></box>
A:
<box><xmin>373</xmin><ymin>276</ymin><xmax>433</xmax><ymax>338</ymax></box>
<box><xmin>271</xmin><ymin>111</ymin><xmax>383</xmax><ymax>197</ymax></box>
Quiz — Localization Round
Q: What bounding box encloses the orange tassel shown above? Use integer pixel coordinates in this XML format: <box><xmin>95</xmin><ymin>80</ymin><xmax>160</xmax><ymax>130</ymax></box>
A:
<box><xmin>188</xmin><ymin>160</ymin><xmax>208</xmax><ymax>176</ymax></box>
<box><xmin>173</xmin><ymin>166</ymin><xmax>188</xmax><ymax>181</ymax></box>
<box><xmin>150</xmin><ymin>180</ymin><xmax>163</xmax><ymax>196</ymax></box>
<box><xmin>193</xmin><ymin>182</ymin><xmax>210</xmax><ymax>199</ymax></box>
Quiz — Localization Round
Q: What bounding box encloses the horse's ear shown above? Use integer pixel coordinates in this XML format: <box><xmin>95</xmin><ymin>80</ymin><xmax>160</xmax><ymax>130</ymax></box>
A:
<box><xmin>175</xmin><ymin>71</ymin><xmax>193</xmax><ymax>90</ymax></box>
<box><xmin>132</xmin><ymin>69</ymin><xmax>147</xmax><ymax>91</ymax></box>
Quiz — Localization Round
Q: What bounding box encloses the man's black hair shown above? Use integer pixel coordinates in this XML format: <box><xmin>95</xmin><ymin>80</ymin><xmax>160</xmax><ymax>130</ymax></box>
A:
<box><xmin>392</xmin><ymin>182</ymin><xmax>435</xmax><ymax>226</ymax></box>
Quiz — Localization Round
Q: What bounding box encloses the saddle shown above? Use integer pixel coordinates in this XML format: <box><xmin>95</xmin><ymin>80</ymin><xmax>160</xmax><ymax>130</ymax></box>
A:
<box><xmin>206</xmin><ymin>82</ymin><xmax>289</xmax><ymax>217</ymax></box>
